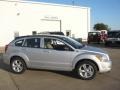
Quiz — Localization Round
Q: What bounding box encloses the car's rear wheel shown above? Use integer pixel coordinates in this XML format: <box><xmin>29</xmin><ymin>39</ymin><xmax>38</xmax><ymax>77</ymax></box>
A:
<box><xmin>87</xmin><ymin>40</ymin><xmax>90</xmax><ymax>44</ymax></box>
<box><xmin>76</xmin><ymin>61</ymin><xmax>97</xmax><ymax>80</ymax></box>
<box><xmin>10</xmin><ymin>57</ymin><xmax>26</xmax><ymax>74</ymax></box>
<box><xmin>105</xmin><ymin>42</ymin><xmax>110</xmax><ymax>47</ymax></box>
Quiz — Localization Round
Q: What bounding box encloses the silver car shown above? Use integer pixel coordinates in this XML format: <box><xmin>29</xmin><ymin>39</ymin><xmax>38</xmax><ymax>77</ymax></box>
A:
<box><xmin>4</xmin><ymin>35</ymin><xmax>112</xmax><ymax>80</ymax></box>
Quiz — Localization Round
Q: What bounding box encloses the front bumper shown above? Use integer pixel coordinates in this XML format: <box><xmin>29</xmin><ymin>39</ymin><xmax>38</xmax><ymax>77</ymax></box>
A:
<box><xmin>98</xmin><ymin>61</ymin><xmax>112</xmax><ymax>73</ymax></box>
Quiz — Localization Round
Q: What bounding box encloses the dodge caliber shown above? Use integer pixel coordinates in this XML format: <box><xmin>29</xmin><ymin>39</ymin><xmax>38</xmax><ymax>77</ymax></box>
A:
<box><xmin>4</xmin><ymin>35</ymin><xmax>112</xmax><ymax>80</ymax></box>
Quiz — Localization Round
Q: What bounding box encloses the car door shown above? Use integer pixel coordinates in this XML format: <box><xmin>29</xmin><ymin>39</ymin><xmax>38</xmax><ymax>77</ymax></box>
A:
<box><xmin>22</xmin><ymin>37</ymin><xmax>44</xmax><ymax>68</ymax></box>
<box><xmin>39</xmin><ymin>37</ymin><xmax>76</xmax><ymax>70</ymax></box>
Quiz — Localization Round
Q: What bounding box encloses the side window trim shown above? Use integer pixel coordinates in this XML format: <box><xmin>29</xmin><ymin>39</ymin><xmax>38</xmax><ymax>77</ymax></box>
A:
<box><xmin>21</xmin><ymin>39</ymin><xmax>25</xmax><ymax>47</ymax></box>
<box><xmin>40</xmin><ymin>37</ymin><xmax>44</xmax><ymax>48</ymax></box>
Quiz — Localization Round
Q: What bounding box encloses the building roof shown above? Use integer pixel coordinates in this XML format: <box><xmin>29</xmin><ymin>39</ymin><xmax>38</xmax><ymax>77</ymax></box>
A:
<box><xmin>1</xmin><ymin>0</ymin><xmax>90</xmax><ymax>9</ymax></box>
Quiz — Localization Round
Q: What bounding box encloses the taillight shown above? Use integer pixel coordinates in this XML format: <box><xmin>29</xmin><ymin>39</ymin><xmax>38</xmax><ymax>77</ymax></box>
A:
<box><xmin>5</xmin><ymin>45</ymin><xmax>8</xmax><ymax>53</ymax></box>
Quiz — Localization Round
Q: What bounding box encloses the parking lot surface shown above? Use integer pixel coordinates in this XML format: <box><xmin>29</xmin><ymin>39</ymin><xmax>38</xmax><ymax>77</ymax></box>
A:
<box><xmin>0</xmin><ymin>44</ymin><xmax>120</xmax><ymax>90</ymax></box>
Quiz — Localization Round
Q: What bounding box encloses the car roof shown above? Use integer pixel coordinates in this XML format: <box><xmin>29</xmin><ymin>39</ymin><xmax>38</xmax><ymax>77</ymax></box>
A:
<box><xmin>38</xmin><ymin>31</ymin><xmax>64</xmax><ymax>35</ymax></box>
<box><xmin>15</xmin><ymin>34</ymin><xmax>65</xmax><ymax>40</ymax></box>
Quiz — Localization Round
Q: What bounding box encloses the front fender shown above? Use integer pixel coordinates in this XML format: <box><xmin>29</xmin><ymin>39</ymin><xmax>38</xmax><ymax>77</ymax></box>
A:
<box><xmin>72</xmin><ymin>52</ymin><xmax>100</xmax><ymax>69</ymax></box>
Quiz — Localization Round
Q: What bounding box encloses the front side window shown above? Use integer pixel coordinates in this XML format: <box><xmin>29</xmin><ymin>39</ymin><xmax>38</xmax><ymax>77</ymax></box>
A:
<box><xmin>60</xmin><ymin>37</ymin><xmax>84</xmax><ymax>49</ymax></box>
<box><xmin>44</xmin><ymin>38</ymin><xmax>73</xmax><ymax>51</ymax></box>
<box><xmin>15</xmin><ymin>39</ymin><xmax>24</xmax><ymax>47</ymax></box>
<box><xmin>24</xmin><ymin>38</ymin><xmax>40</xmax><ymax>48</ymax></box>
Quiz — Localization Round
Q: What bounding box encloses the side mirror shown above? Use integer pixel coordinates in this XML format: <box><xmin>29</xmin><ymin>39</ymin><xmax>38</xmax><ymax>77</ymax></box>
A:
<box><xmin>118</xmin><ymin>38</ymin><xmax>120</xmax><ymax>41</ymax></box>
<box><xmin>64</xmin><ymin>46</ymin><xmax>70</xmax><ymax>51</ymax></box>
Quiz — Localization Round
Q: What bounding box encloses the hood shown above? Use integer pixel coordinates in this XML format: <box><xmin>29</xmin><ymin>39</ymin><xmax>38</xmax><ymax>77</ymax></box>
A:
<box><xmin>80</xmin><ymin>45</ymin><xmax>107</xmax><ymax>54</ymax></box>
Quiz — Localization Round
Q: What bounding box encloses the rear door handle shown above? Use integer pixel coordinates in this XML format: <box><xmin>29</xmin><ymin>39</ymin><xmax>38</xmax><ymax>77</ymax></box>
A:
<box><xmin>22</xmin><ymin>48</ymin><xmax>26</xmax><ymax>51</ymax></box>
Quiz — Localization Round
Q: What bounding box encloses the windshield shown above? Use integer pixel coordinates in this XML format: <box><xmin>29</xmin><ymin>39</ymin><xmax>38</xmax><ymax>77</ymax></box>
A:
<box><xmin>60</xmin><ymin>37</ymin><xmax>84</xmax><ymax>49</ymax></box>
<box><xmin>108</xmin><ymin>31</ymin><xmax>120</xmax><ymax>38</ymax></box>
<box><xmin>88</xmin><ymin>32</ymin><xmax>100</xmax><ymax>36</ymax></box>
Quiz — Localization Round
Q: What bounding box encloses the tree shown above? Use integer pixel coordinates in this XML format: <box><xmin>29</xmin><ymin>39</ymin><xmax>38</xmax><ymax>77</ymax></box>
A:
<box><xmin>93</xmin><ymin>23</ymin><xmax>109</xmax><ymax>31</ymax></box>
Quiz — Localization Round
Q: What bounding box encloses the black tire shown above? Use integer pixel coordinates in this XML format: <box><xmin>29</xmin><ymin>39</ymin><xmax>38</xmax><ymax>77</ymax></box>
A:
<box><xmin>10</xmin><ymin>57</ymin><xmax>26</xmax><ymax>74</ymax></box>
<box><xmin>105</xmin><ymin>42</ymin><xmax>110</xmax><ymax>47</ymax></box>
<box><xmin>87</xmin><ymin>41</ymin><xmax>90</xmax><ymax>44</ymax></box>
<box><xmin>97</xmin><ymin>41</ymin><xmax>100</xmax><ymax>44</ymax></box>
<box><xmin>75</xmin><ymin>61</ymin><xmax>97</xmax><ymax>80</ymax></box>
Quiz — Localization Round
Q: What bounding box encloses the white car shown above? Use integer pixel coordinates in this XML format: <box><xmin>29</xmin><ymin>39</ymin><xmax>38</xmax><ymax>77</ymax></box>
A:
<box><xmin>4</xmin><ymin>35</ymin><xmax>112</xmax><ymax>80</ymax></box>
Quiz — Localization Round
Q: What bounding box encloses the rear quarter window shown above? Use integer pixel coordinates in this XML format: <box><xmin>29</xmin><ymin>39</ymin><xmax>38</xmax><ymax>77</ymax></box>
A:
<box><xmin>15</xmin><ymin>39</ymin><xmax>24</xmax><ymax>47</ymax></box>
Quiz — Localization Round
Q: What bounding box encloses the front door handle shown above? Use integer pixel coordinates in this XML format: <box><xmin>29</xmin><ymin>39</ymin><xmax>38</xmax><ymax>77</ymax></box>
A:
<box><xmin>43</xmin><ymin>50</ymin><xmax>51</xmax><ymax>53</ymax></box>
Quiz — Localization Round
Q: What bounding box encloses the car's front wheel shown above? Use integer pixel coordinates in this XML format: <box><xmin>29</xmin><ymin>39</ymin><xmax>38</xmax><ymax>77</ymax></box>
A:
<box><xmin>76</xmin><ymin>61</ymin><xmax>97</xmax><ymax>80</ymax></box>
<box><xmin>10</xmin><ymin>57</ymin><xmax>26</xmax><ymax>74</ymax></box>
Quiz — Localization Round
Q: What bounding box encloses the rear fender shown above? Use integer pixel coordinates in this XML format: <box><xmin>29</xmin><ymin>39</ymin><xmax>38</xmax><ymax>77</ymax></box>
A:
<box><xmin>9</xmin><ymin>52</ymin><xmax>30</xmax><ymax>67</ymax></box>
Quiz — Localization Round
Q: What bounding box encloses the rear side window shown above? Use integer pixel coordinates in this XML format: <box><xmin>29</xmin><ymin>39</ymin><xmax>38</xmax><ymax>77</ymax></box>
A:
<box><xmin>15</xmin><ymin>39</ymin><xmax>24</xmax><ymax>47</ymax></box>
<box><xmin>24</xmin><ymin>38</ymin><xmax>40</xmax><ymax>48</ymax></box>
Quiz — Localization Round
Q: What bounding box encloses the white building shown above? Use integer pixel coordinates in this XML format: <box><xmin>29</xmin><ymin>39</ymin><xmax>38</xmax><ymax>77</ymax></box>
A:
<box><xmin>0</xmin><ymin>0</ymin><xmax>90</xmax><ymax>46</ymax></box>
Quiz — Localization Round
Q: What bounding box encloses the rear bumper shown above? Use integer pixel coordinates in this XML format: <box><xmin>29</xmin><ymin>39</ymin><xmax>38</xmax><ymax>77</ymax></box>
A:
<box><xmin>3</xmin><ymin>54</ymin><xmax>10</xmax><ymax>65</ymax></box>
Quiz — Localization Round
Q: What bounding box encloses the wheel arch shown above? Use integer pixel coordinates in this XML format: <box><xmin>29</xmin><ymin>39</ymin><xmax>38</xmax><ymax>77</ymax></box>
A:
<box><xmin>74</xmin><ymin>59</ymin><xmax>99</xmax><ymax>71</ymax></box>
<box><xmin>9</xmin><ymin>52</ymin><xmax>30</xmax><ymax>67</ymax></box>
<box><xmin>10</xmin><ymin>55</ymin><xmax>27</xmax><ymax>67</ymax></box>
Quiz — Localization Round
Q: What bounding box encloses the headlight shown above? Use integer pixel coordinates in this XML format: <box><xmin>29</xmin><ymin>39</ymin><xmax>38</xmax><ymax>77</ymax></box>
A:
<box><xmin>96</xmin><ymin>55</ymin><xmax>109</xmax><ymax>62</ymax></box>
